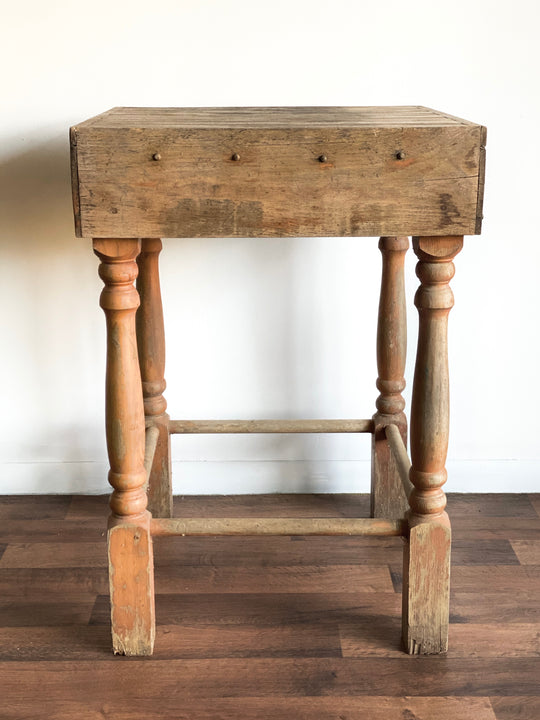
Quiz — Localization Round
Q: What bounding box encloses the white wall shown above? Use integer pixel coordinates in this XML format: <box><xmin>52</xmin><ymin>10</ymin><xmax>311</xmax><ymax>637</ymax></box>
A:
<box><xmin>1</xmin><ymin>0</ymin><xmax>539</xmax><ymax>494</ymax></box>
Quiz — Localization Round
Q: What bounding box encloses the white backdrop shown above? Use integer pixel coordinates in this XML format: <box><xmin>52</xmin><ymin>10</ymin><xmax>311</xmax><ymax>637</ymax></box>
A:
<box><xmin>1</xmin><ymin>0</ymin><xmax>539</xmax><ymax>494</ymax></box>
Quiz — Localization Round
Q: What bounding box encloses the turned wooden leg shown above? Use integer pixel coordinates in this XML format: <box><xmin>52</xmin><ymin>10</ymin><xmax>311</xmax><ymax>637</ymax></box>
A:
<box><xmin>371</xmin><ymin>236</ymin><xmax>409</xmax><ymax>519</ymax></box>
<box><xmin>136</xmin><ymin>238</ymin><xmax>173</xmax><ymax>518</ymax></box>
<box><xmin>402</xmin><ymin>235</ymin><xmax>463</xmax><ymax>655</ymax></box>
<box><xmin>94</xmin><ymin>238</ymin><xmax>156</xmax><ymax>656</ymax></box>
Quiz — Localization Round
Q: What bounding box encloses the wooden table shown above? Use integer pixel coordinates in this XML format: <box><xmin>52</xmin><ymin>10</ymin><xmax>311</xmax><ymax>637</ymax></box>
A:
<box><xmin>70</xmin><ymin>106</ymin><xmax>486</xmax><ymax>656</ymax></box>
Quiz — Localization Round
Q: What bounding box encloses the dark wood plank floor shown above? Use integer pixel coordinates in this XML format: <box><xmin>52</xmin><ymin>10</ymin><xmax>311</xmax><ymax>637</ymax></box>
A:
<box><xmin>0</xmin><ymin>493</ymin><xmax>539</xmax><ymax>719</ymax></box>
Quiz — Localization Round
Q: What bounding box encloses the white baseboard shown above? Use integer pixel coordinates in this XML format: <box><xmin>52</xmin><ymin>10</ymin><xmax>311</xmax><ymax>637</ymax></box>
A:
<box><xmin>0</xmin><ymin>459</ymin><xmax>538</xmax><ymax>494</ymax></box>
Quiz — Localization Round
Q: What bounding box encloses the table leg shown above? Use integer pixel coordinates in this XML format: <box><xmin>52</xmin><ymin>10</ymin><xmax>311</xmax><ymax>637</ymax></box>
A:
<box><xmin>371</xmin><ymin>236</ymin><xmax>409</xmax><ymax>519</ymax></box>
<box><xmin>93</xmin><ymin>238</ymin><xmax>156</xmax><ymax>656</ymax></box>
<box><xmin>402</xmin><ymin>235</ymin><xmax>463</xmax><ymax>654</ymax></box>
<box><xmin>136</xmin><ymin>238</ymin><xmax>173</xmax><ymax>518</ymax></box>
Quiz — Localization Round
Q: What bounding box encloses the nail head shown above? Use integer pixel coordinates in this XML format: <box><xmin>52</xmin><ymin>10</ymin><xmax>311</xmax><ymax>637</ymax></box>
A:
<box><xmin>152</xmin><ymin>153</ymin><xmax>161</xmax><ymax>161</ymax></box>
<box><xmin>395</xmin><ymin>150</ymin><xmax>405</xmax><ymax>160</ymax></box>
<box><xmin>231</xmin><ymin>153</ymin><xmax>240</xmax><ymax>161</ymax></box>
<box><xmin>318</xmin><ymin>154</ymin><xmax>328</xmax><ymax>163</ymax></box>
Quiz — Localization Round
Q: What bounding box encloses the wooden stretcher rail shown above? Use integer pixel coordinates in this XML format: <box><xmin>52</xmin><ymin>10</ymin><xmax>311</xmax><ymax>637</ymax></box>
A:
<box><xmin>385</xmin><ymin>423</ymin><xmax>414</xmax><ymax>500</ymax></box>
<box><xmin>151</xmin><ymin>517</ymin><xmax>405</xmax><ymax>537</ymax></box>
<box><xmin>169</xmin><ymin>419</ymin><xmax>374</xmax><ymax>434</ymax></box>
<box><xmin>143</xmin><ymin>425</ymin><xmax>160</xmax><ymax>486</ymax></box>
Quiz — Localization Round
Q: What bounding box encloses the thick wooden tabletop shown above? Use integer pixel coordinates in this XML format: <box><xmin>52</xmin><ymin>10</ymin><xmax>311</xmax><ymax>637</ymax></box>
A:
<box><xmin>73</xmin><ymin>106</ymin><xmax>479</xmax><ymax>129</ymax></box>
<box><xmin>71</xmin><ymin>106</ymin><xmax>486</xmax><ymax>239</ymax></box>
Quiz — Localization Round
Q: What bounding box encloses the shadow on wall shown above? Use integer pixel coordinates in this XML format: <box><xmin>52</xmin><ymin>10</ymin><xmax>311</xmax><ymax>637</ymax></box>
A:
<box><xmin>161</xmin><ymin>235</ymin><xmax>325</xmax><ymax>495</ymax></box>
<box><xmin>0</xmin><ymin>135</ymin><xmax>74</xmax><ymax>246</ymax></box>
<box><xmin>0</xmin><ymin>135</ymin><xmax>376</xmax><ymax>494</ymax></box>
<box><xmin>162</xmin><ymin>232</ymin><xmax>376</xmax><ymax>494</ymax></box>
<box><xmin>0</xmin><ymin>134</ymin><xmax>106</xmax><ymax>491</ymax></box>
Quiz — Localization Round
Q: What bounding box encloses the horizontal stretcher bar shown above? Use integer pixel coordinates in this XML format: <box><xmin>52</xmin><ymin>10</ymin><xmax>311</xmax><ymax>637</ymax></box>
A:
<box><xmin>169</xmin><ymin>419</ymin><xmax>374</xmax><ymax>434</ymax></box>
<box><xmin>151</xmin><ymin>517</ymin><xmax>405</xmax><ymax>537</ymax></box>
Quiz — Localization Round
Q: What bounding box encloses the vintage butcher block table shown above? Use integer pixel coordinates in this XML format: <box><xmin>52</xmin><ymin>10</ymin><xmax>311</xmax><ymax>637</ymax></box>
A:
<box><xmin>70</xmin><ymin>106</ymin><xmax>486</xmax><ymax>656</ymax></box>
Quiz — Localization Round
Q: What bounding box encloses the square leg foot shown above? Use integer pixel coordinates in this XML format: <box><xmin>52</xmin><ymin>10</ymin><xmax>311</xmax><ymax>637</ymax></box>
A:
<box><xmin>402</xmin><ymin>515</ymin><xmax>451</xmax><ymax>655</ymax></box>
<box><xmin>108</xmin><ymin>519</ymin><xmax>156</xmax><ymax>656</ymax></box>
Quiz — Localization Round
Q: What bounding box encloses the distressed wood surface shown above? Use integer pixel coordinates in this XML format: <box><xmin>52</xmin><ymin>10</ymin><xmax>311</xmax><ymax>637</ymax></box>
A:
<box><xmin>143</xmin><ymin>425</ymin><xmax>160</xmax><ymax>487</ymax></box>
<box><xmin>476</xmin><ymin>125</ymin><xmax>488</xmax><ymax>233</ymax></box>
<box><xmin>402</xmin><ymin>235</ymin><xmax>463</xmax><ymax>654</ymax></box>
<box><xmin>150</xmin><ymin>516</ymin><xmax>405</xmax><ymax>537</ymax></box>
<box><xmin>74</xmin><ymin>106</ymin><xmax>480</xmax><ymax>128</ymax></box>
<box><xmin>93</xmin><ymin>238</ymin><xmax>155</xmax><ymax>655</ymax></box>
<box><xmin>0</xmin><ymin>493</ymin><xmax>538</xmax><ymax>719</ymax></box>
<box><xmin>169</xmin><ymin>418</ymin><xmax>374</xmax><ymax>434</ymax></box>
<box><xmin>371</xmin><ymin>236</ymin><xmax>409</xmax><ymax>519</ymax></box>
<box><xmin>71</xmin><ymin>106</ymin><xmax>486</xmax><ymax>238</ymax></box>
<box><xmin>1</xmin><ymin>657</ymin><xmax>540</xmax><ymax>700</ymax></box>
<box><xmin>384</xmin><ymin>423</ymin><xmax>413</xmax><ymax>500</ymax></box>
<box><xmin>510</xmin><ymin>540</ymin><xmax>540</xmax><ymax>564</ymax></box>
<box><xmin>136</xmin><ymin>238</ymin><xmax>172</xmax><ymax>518</ymax></box>
<box><xmin>490</xmin><ymin>697</ymin><xmax>540</xmax><ymax>720</ymax></box>
<box><xmin>108</xmin><ymin>523</ymin><xmax>155</xmax><ymax>655</ymax></box>
<box><xmin>0</xmin><ymin>697</ymin><xmax>500</xmax><ymax>720</ymax></box>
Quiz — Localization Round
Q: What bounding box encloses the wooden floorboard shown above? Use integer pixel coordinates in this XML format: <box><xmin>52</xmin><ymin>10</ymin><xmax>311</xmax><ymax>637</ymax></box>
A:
<box><xmin>0</xmin><ymin>492</ymin><xmax>538</xmax><ymax>719</ymax></box>
<box><xmin>529</xmin><ymin>493</ymin><xmax>540</xmax><ymax>518</ymax></box>
<box><xmin>1</xmin><ymin>657</ymin><xmax>539</xmax><ymax>696</ymax></box>
<box><xmin>0</xmin><ymin>696</ymin><xmax>498</xmax><ymax>720</ymax></box>
<box><xmin>450</xmin><ymin>592</ymin><xmax>540</xmax><ymax>624</ymax></box>
<box><xmin>510</xmin><ymin>540</ymin><xmax>540</xmax><ymax>565</ymax></box>
<box><xmin>90</xmin><ymin>591</ymin><xmax>403</xmax><ymax>627</ymax></box>
<box><xmin>490</xmin><ymin>696</ymin><xmax>540</xmax><ymax>720</ymax></box>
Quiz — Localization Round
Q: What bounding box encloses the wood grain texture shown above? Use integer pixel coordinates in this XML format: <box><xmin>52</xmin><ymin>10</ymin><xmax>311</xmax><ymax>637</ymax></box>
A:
<box><xmin>136</xmin><ymin>238</ymin><xmax>172</xmax><ymax>518</ymax></box>
<box><xmin>475</xmin><ymin>125</ymin><xmax>488</xmax><ymax>233</ymax></box>
<box><xmin>65</xmin><ymin>492</ymin><xmax>372</xmax><ymax>519</ymax></box>
<box><xmin>451</xmin><ymin>592</ymin><xmax>540</xmax><ymax>624</ymax></box>
<box><xmin>0</xmin><ymin>518</ymin><xmax>106</xmax><ymax>543</ymax></box>
<box><xmin>0</xmin><ymin>623</ymin><xmax>342</xmax><ymax>661</ymax></box>
<box><xmin>0</xmin><ymin>495</ymin><xmax>71</xmax><ymax>520</ymax></box>
<box><xmin>449</xmin><ymin>494</ymin><xmax>539</xmax><ymax>519</ymax></box>
<box><xmin>403</xmin><ymin>519</ymin><xmax>452</xmax><ymax>654</ymax></box>
<box><xmin>371</xmin><ymin>237</ymin><xmax>409</xmax><ymax>519</ymax></box>
<box><xmin>74</xmin><ymin>106</ymin><xmax>480</xmax><ymax>129</ymax></box>
<box><xmin>448</xmin><ymin>625</ymin><xmax>540</xmax><ymax>658</ymax></box>
<box><xmin>452</xmin><ymin>517</ymin><xmax>540</xmax><ymax>541</ymax></box>
<box><xmin>170</xmin><ymin>492</ymin><xmax>372</xmax><ymax>518</ymax></box>
<box><xmin>93</xmin><ymin>238</ymin><xmax>147</xmax><ymax>520</ymax></box>
<box><xmin>1</xmin><ymin>658</ymin><xmax>540</xmax><ymax>697</ymax></box>
<box><xmin>71</xmin><ymin>106</ymin><xmax>486</xmax><ymax>238</ymax></box>
<box><xmin>402</xmin><ymin>236</ymin><xmax>463</xmax><ymax>654</ymax></box>
<box><xmin>0</xmin><ymin>696</ymin><xmax>498</xmax><ymax>720</ymax></box>
<box><xmin>0</xmin><ymin>600</ymin><xmax>94</xmax><ymax>627</ymax></box>
<box><xmin>385</xmin><ymin>423</ymin><xmax>413</xmax><ymax>500</ymax></box>
<box><xmin>530</xmin><ymin>494</ymin><xmax>540</xmax><ymax>518</ymax></box>
<box><xmin>152</xmin><ymin>535</ymin><xmax>404</xmax><ymax>567</ymax></box>
<box><xmin>169</xmin><ymin>419</ymin><xmax>373</xmax><ymax>434</ymax></box>
<box><xmin>0</xmin><ymin>493</ymin><xmax>538</xmax><ymax>718</ymax></box>
<box><xmin>108</xmin><ymin>522</ymin><xmax>155</xmax><ymax>655</ymax></box>
<box><xmin>449</xmin><ymin>566</ymin><xmax>540</xmax><ymax>593</ymax></box>
<box><xmin>0</xmin><ymin>625</ymin><xmax>113</xmax><ymax>661</ymax></box>
<box><xmin>0</xmin><ymin>567</ymin><xmax>108</xmax><ymax>599</ymax></box>
<box><xmin>93</xmin><ymin>238</ymin><xmax>155</xmax><ymax>655</ymax></box>
<box><xmin>341</xmin><ymin>622</ymin><xmax>540</xmax><ymax>658</ymax></box>
<box><xmin>89</xmin><ymin>591</ymin><xmax>403</xmax><ymax>627</ymax></box>
<box><xmin>490</xmin><ymin>696</ymin><xmax>540</xmax><ymax>720</ymax></box>
<box><xmin>450</xmin><ymin>539</ymin><xmax>519</xmax><ymax>565</ymax></box>
<box><xmin>151</xmin><ymin>516</ymin><xmax>404</xmax><ymax>537</ymax></box>
<box><xmin>0</xmin><ymin>541</ymin><xmax>106</xmax><ymax>567</ymax></box>
<box><xmin>511</xmin><ymin>540</ymin><xmax>540</xmax><ymax>565</ymax></box>
<box><xmin>147</xmin><ymin>564</ymin><xmax>395</xmax><ymax>595</ymax></box>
